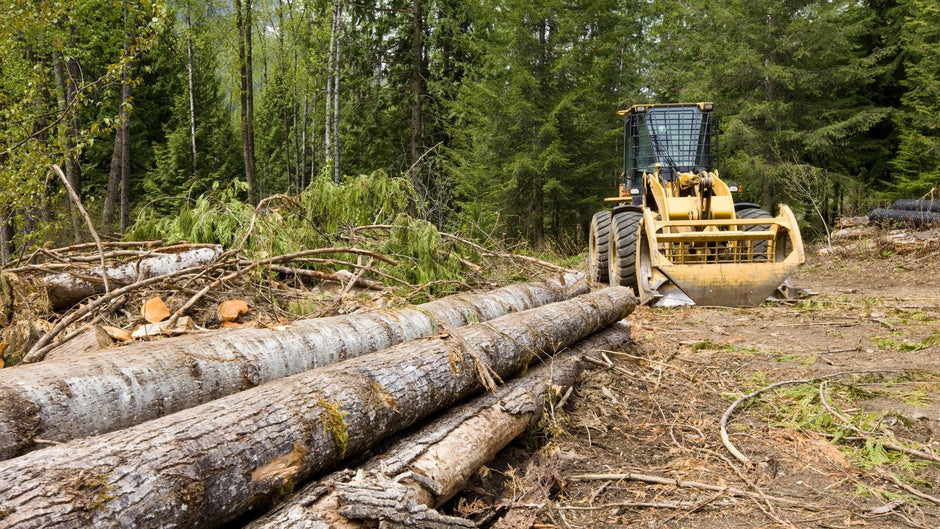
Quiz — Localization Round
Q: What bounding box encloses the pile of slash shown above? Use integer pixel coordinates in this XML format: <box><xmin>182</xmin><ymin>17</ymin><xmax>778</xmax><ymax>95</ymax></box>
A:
<box><xmin>0</xmin><ymin>239</ymin><xmax>638</xmax><ymax>528</ymax></box>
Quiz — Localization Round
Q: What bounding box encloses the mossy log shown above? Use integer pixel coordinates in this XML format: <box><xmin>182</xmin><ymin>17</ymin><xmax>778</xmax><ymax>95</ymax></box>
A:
<box><xmin>0</xmin><ymin>287</ymin><xmax>634</xmax><ymax>529</ymax></box>
<box><xmin>247</xmin><ymin>322</ymin><xmax>634</xmax><ymax>529</ymax></box>
<box><xmin>0</xmin><ymin>275</ymin><xmax>587</xmax><ymax>460</ymax></box>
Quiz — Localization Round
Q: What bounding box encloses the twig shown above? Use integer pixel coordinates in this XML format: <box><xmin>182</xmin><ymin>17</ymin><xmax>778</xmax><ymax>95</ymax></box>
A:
<box><xmin>22</xmin><ymin>264</ymin><xmax>208</xmax><ymax>362</ymax></box>
<box><xmin>167</xmin><ymin>247</ymin><xmax>398</xmax><ymax>328</ymax></box>
<box><xmin>719</xmin><ymin>370</ymin><xmax>906</xmax><ymax>466</ymax></box>
<box><xmin>266</xmin><ymin>264</ymin><xmax>386</xmax><ymax>290</ymax></box>
<box><xmin>52</xmin><ymin>164</ymin><xmax>109</xmax><ymax>294</ymax></box>
<box><xmin>554</xmin><ymin>499</ymin><xmax>738</xmax><ymax>511</ymax></box>
<box><xmin>819</xmin><ymin>381</ymin><xmax>940</xmax><ymax>464</ymax></box>
<box><xmin>568</xmin><ymin>472</ymin><xmax>813</xmax><ymax>508</ymax></box>
<box><xmin>340</xmin><ymin>257</ymin><xmax>373</xmax><ymax>297</ymax></box>
<box><xmin>876</xmin><ymin>470</ymin><xmax>940</xmax><ymax>506</ymax></box>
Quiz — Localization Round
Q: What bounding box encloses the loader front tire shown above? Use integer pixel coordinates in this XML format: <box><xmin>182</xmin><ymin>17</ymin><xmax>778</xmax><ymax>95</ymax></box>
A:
<box><xmin>588</xmin><ymin>211</ymin><xmax>612</xmax><ymax>283</ymax></box>
<box><xmin>608</xmin><ymin>210</ymin><xmax>643</xmax><ymax>294</ymax></box>
<box><xmin>736</xmin><ymin>206</ymin><xmax>773</xmax><ymax>260</ymax></box>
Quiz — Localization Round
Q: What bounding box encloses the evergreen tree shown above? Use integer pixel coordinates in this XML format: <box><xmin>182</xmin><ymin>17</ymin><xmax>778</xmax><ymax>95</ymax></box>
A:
<box><xmin>144</xmin><ymin>0</ymin><xmax>241</xmax><ymax>209</ymax></box>
<box><xmin>892</xmin><ymin>0</ymin><xmax>940</xmax><ymax>196</ymax></box>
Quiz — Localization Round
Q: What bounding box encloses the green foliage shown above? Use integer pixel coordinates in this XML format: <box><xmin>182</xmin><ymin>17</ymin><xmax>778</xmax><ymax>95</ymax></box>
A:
<box><xmin>128</xmin><ymin>171</ymin><xmax>467</xmax><ymax>297</ymax></box>
<box><xmin>891</xmin><ymin>0</ymin><xmax>940</xmax><ymax>196</ymax></box>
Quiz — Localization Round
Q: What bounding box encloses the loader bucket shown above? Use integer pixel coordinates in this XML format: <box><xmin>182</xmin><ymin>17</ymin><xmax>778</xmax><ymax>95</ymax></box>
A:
<box><xmin>638</xmin><ymin>206</ymin><xmax>804</xmax><ymax>307</ymax></box>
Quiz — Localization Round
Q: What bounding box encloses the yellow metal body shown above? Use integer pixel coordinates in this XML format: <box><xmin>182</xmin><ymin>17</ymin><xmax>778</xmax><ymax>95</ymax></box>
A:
<box><xmin>611</xmin><ymin>165</ymin><xmax>805</xmax><ymax>307</ymax></box>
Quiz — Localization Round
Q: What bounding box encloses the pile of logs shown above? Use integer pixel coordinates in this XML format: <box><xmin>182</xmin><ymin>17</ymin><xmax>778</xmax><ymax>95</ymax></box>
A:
<box><xmin>870</xmin><ymin>199</ymin><xmax>940</xmax><ymax>228</ymax></box>
<box><xmin>0</xmin><ymin>270</ymin><xmax>638</xmax><ymax>528</ymax></box>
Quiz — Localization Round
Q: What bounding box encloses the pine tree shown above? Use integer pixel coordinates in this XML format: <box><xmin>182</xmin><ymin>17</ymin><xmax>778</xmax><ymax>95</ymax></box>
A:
<box><xmin>892</xmin><ymin>0</ymin><xmax>940</xmax><ymax>196</ymax></box>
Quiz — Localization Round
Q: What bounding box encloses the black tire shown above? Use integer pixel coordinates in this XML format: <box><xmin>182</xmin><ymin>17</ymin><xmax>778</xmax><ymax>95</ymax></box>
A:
<box><xmin>608</xmin><ymin>210</ymin><xmax>643</xmax><ymax>294</ymax></box>
<box><xmin>588</xmin><ymin>211</ymin><xmax>612</xmax><ymax>283</ymax></box>
<box><xmin>736</xmin><ymin>206</ymin><xmax>773</xmax><ymax>260</ymax></box>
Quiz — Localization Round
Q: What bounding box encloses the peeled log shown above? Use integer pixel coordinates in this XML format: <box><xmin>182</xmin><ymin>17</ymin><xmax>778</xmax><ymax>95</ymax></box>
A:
<box><xmin>0</xmin><ymin>287</ymin><xmax>634</xmax><ymax>529</ymax></box>
<box><xmin>43</xmin><ymin>246</ymin><xmax>223</xmax><ymax>310</ymax></box>
<box><xmin>0</xmin><ymin>275</ymin><xmax>587</xmax><ymax>460</ymax></box>
<box><xmin>248</xmin><ymin>322</ymin><xmax>634</xmax><ymax>529</ymax></box>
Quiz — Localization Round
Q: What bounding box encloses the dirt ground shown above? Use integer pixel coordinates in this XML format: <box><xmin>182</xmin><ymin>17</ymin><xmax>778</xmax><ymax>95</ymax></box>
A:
<box><xmin>453</xmin><ymin>244</ymin><xmax>940</xmax><ymax>528</ymax></box>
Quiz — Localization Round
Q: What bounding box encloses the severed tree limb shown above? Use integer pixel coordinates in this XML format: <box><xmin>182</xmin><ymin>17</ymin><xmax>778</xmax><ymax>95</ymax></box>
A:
<box><xmin>248</xmin><ymin>323</ymin><xmax>635</xmax><ymax>529</ymax></box>
<box><xmin>719</xmin><ymin>370</ymin><xmax>907</xmax><ymax>466</ymax></box>
<box><xmin>166</xmin><ymin>247</ymin><xmax>398</xmax><ymax>328</ymax></box>
<box><xmin>554</xmin><ymin>499</ymin><xmax>738</xmax><ymax>511</ymax></box>
<box><xmin>21</xmin><ymin>262</ymin><xmax>214</xmax><ymax>363</ymax></box>
<box><xmin>568</xmin><ymin>472</ymin><xmax>816</xmax><ymax>508</ymax></box>
<box><xmin>0</xmin><ymin>288</ymin><xmax>634</xmax><ymax>528</ymax></box>
<box><xmin>266</xmin><ymin>264</ymin><xmax>386</xmax><ymax>290</ymax></box>
<box><xmin>51</xmin><ymin>164</ymin><xmax>110</xmax><ymax>295</ymax></box>
<box><xmin>875</xmin><ymin>469</ymin><xmax>940</xmax><ymax>506</ymax></box>
<box><xmin>0</xmin><ymin>276</ymin><xmax>591</xmax><ymax>460</ymax></box>
<box><xmin>819</xmin><ymin>381</ymin><xmax>940</xmax><ymax>464</ymax></box>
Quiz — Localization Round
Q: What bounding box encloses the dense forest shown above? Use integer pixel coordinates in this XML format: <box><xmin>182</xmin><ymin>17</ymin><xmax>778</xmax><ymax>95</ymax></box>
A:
<box><xmin>1</xmin><ymin>0</ymin><xmax>938</xmax><ymax>262</ymax></box>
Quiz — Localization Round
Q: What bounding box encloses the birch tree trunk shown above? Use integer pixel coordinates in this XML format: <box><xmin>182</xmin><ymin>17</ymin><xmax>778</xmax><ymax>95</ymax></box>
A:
<box><xmin>332</xmin><ymin>4</ymin><xmax>342</xmax><ymax>184</ymax></box>
<box><xmin>248</xmin><ymin>322</ymin><xmax>634</xmax><ymax>528</ymax></box>
<box><xmin>0</xmin><ymin>287</ymin><xmax>634</xmax><ymax>529</ymax></box>
<box><xmin>0</xmin><ymin>275</ymin><xmax>587</xmax><ymax>460</ymax></box>
<box><xmin>186</xmin><ymin>0</ymin><xmax>197</xmax><ymax>174</ymax></box>
<box><xmin>41</xmin><ymin>246</ymin><xmax>223</xmax><ymax>310</ymax></box>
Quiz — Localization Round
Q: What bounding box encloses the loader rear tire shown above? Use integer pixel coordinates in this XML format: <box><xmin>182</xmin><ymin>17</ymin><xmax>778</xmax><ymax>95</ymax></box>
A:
<box><xmin>588</xmin><ymin>211</ymin><xmax>612</xmax><ymax>283</ymax></box>
<box><xmin>608</xmin><ymin>210</ymin><xmax>642</xmax><ymax>294</ymax></box>
<box><xmin>736</xmin><ymin>206</ymin><xmax>773</xmax><ymax>260</ymax></box>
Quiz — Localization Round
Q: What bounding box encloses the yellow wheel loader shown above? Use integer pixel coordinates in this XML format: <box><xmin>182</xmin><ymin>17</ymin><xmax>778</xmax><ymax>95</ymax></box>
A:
<box><xmin>589</xmin><ymin>103</ymin><xmax>804</xmax><ymax>307</ymax></box>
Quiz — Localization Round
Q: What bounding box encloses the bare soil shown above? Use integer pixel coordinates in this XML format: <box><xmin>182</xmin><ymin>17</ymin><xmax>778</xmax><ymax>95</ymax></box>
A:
<box><xmin>453</xmin><ymin>246</ymin><xmax>940</xmax><ymax>528</ymax></box>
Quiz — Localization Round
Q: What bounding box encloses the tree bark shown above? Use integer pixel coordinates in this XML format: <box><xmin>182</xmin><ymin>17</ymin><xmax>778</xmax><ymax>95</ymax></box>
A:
<box><xmin>247</xmin><ymin>323</ymin><xmax>633</xmax><ymax>529</ymax></box>
<box><xmin>52</xmin><ymin>50</ymin><xmax>82</xmax><ymax>242</ymax></box>
<box><xmin>0</xmin><ymin>275</ymin><xmax>588</xmax><ymax>460</ymax></box>
<box><xmin>410</xmin><ymin>0</ymin><xmax>424</xmax><ymax>170</ymax></box>
<box><xmin>186</xmin><ymin>0</ymin><xmax>197</xmax><ymax>174</ymax></box>
<box><xmin>0</xmin><ymin>210</ymin><xmax>13</xmax><ymax>265</ymax></box>
<box><xmin>0</xmin><ymin>288</ymin><xmax>634</xmax><ymax>528</ymax></box>
<box><xmin>102</xmin><ymin>124</ymin><xmax>122</xmax><ymax>234</ymax></box>
<box><xmin>41</xmin><ymin>246</ymin><xmax>223</xmax><ymax>311</ymax></box>
<box><xmin>43</xmin><ymin>325</ymin><xmax>112</xmax><ymax>362</ymax></box>
<box><xmin>236</xmin><ymin>0</ymin><xmax>259</xmax><ymax>204</ymax></box>
<box><xmin>118</xmin><ymin>41</ymin><xmax>133</xmax><ymax>233</ymax></box>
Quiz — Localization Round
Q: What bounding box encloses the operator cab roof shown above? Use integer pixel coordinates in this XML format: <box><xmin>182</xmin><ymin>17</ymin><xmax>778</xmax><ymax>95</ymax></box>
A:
<box><xmin>617</xmin><ymin>102</ymin><xmax>714</xmax><ymax>116</ymax></box>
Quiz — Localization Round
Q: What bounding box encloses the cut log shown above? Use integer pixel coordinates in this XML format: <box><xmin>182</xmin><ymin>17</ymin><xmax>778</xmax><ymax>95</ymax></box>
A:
<box><xmin>0</xmin><ymin>287</ymin><xmax>634</xmax><ymax>529</ymax></box>
<box><xmin>893</xmin><ymin>199</ymin><xmax>940</xmax><ymax>213</ymax></box>
<box><xmin>43</xmin><ymin>246</ymin><xmax>223</xmax><ymax>310</ymax></box>
<box><xmin>218</xmin><ymin>299</ymin><xmax>249</xmax><ymax>322</ymax></box>
<box><xmin>247</xmin><ymin>322</ymin><xmax>634</xmax><ymax>529</ymax></box>
<box><xmin>140</xmin><ymin>296</ymin><xmax>170</xmax><ymax>323</ymax></box>
<box><xmin>0</xmin><ymin>275</ymin><xmax>587</xmax><ymax>460</ymax></box>
<box><xmin>43</xmin><ymin>325</ymin><xmax>112</xmax><ymax>362</ymax></box>
<box><xmin>870</xmin><ymin>207</ymin><xmax>940</xmax><ymax>228</ymax></box>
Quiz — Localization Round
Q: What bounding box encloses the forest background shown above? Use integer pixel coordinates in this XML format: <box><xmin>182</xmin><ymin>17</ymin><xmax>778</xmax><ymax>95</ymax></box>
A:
<box><xmin>1</xmin><ymin>0</ymin><xmax>938</xmax><ymax>263</ymax></box>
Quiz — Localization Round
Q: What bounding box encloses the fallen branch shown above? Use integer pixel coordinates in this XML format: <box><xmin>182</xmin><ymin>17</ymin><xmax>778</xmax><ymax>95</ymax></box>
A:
<box><xmin>21</xmin><ymin>262</ymin><xmax>215</xmax><ymax>363</ymax></box>
<box><xmin>51</xmin><ymin>164</ymin><xmax>109</xmax><ymax>295</ymax></box>
<box><xmin>568</xmin><ymin>472</ymin><xmax>812</xmax><ymax>508</ymax></box>
<box><xmin>166</xmin><ymin>247</ymin><xmax>397</xmax><ymax>328</ymax></box>
<box><xmin>819</xmin><ymin>381</ymin><xmax>940</xmax><ymax>464</ymax></box>
<box><xmin>719</xmin><ymin>370</ymin><xmax>906</xmax><ymax>466</ymax></box>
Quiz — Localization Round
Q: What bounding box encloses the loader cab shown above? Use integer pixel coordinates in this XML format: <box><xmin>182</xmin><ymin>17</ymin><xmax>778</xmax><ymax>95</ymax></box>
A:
<box><xmin>621</xmin><ymin>103</ymin><xmax>718</xmax><ymax>205</ymax></box>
